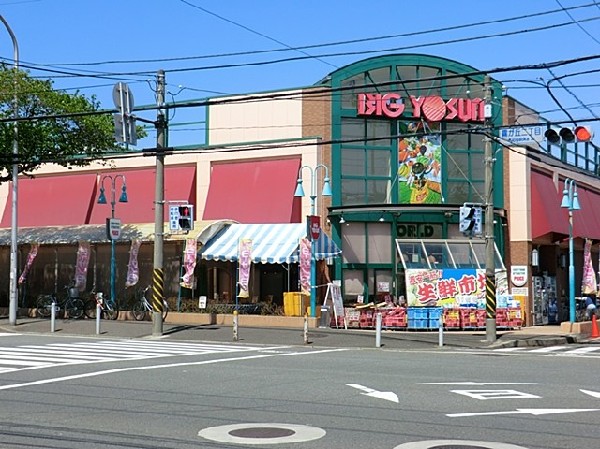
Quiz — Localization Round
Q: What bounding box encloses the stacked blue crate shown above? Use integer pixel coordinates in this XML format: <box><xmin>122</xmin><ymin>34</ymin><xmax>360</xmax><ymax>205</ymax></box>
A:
<box><xmin>407</xmin><ymin>307</ymin><xmax>428</xmax><ymax>329</ymax></box>
<box><xmin>428</xmin><ymin>307</ymin><xmax>443</xmax><ymax>328</ymax></box>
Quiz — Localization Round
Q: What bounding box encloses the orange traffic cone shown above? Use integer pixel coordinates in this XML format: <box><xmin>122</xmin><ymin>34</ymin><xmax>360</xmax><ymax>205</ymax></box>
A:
<box><xmin>592</xmin><ymin>314</ymin><xmax>599</xmax><ymax>339</ymax></box>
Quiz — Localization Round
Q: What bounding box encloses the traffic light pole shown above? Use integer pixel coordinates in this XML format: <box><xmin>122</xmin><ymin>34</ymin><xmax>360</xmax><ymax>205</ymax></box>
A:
<box><xmin>152</xmin><ymin>69</ymin><xmax>166</xmax><ymax>337</ymax></box>
<box><xmin>484</xmin><ymin>74</ymin><xmax>497</xmax><ymax>343</ymax></box>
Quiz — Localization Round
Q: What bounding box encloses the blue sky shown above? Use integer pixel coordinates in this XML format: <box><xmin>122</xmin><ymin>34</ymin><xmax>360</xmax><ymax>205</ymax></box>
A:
<box><xmin>0</xmin><ymin>0</ymin><xmax>599</xmax><ymax>149</ymax></box>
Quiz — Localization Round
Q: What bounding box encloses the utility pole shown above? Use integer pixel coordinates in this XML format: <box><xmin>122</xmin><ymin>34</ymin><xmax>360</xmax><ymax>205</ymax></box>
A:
<box><xmin>152</xmin><ymin>69</ymin><xmax>166</xmax><ymax>336</ymax></box>
<box><xmin>484</xmin><ymin>74</ymin><xmax>497</xmax><ymax>343</ymax></box>
<box><xmin>0</xmin><ymin>15</ymin><xmax>19</xmax><ymax>326</ymax></box>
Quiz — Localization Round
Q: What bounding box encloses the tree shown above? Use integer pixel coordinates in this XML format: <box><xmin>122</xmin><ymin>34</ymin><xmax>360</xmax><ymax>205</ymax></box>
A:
<box><xmin>0</xmin><ymin>65</ymin><xmax>144</xmax><ymax>182</ymax></box>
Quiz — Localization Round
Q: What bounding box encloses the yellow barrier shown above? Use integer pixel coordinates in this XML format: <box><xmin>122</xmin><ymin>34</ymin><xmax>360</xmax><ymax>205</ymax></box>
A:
<box><xmin>283</xmin><ymin>292</ymin><xmax>308</xmax><ymax>316</ymax></box>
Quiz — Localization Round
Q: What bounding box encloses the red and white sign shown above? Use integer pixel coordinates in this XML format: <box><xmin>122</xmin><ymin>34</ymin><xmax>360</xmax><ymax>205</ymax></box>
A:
<box><xmin>308</xmin><ymin>215</ymin><xmax>321</xmax><ymax>241</ymax></box>
<box><xmin>357</xmin><ymin>93</ymin><xmax>486</xmax><ymax>123</ymax></box>
<box><xmin>510</xmin><ymin>265</ymin><xmax>528</xmax><ymax>287</ymax></box>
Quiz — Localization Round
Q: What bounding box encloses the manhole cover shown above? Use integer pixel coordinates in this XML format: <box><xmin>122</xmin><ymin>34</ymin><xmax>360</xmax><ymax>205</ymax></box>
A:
<box><xmin>394</xmin><ymin>441</ymin><xmax>528</xmax><ymax>449</ymax></box>
<box><xmin>198</xmin><ymin>423</ymin><xmax>325</xmax><ymax>445</ymax></box>
<box><xmin>229</xmin><ymin>427</ymin><xmax>295</xmax><ymax>438</ymax></box>
<box><xmin>431</xmin><ymin>446</ymin><xmax>487</xmax><ymax>449</ymax></box>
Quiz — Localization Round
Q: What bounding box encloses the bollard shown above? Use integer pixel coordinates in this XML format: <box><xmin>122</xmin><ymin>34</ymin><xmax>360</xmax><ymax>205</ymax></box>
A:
<box><xmin>233</xmin><ymin>310</ymin><xmax>238</xmax><ymax>342</ymax></box>
<box><xmin>96</xmin><ymin>303</ymin><xmax>102</xmax><ymax>335</ymax></box>
<box><xmin>50</xmin><ymin>300</ymin><xmax>56</xmax><ymax>333</ymax></box>
<box><xmin>375</xmin><ymin>312</ymin><xmax>382</xmax><ymax>348</ymax></box>
<box><xmin>303</xmin><ymin>313</ymin><xmax>308</xmax><ymax>344</ymax></box>
<box><xmin>438</xmin><ymin>315</ymin><xmax>444</xmax><ymax>347</ymax></box>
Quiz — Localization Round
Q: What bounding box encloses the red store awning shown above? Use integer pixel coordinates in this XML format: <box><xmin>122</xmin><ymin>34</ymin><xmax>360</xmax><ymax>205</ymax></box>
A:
<box><xmin>202</xmin><ymin>158</ymin><xmax>302</xmax><ymax>224</ymax></box>
<box><xmin>531</xmin><ymin>171</ymin><xmax>568</xmax><ymax>240</ymax></box>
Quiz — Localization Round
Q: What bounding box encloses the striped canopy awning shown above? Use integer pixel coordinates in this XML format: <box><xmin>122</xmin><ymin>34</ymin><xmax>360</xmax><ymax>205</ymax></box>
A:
<box><xmin>199</xmin><ymin>223</ymin><xmax>341</xmax><ymax>264</ymax></box>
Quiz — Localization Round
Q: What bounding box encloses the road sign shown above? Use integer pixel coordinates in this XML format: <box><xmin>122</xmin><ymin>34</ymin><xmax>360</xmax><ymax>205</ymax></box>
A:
<box><xmin>499</xmin><ymin>125</ymin><xmax>544</xmax><ymax>145</ymax></box>
<box><xmin>113</xmin><ymin>82</ymin><xmax>134</xmax><ymax>114</ymax></box>
<box><xmin>169</xmin><ymin>205</ymin><xmax>181</xmax><ymax>231</ymax></box>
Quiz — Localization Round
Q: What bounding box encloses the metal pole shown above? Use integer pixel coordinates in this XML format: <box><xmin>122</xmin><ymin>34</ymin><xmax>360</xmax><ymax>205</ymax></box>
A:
<box><xmin>438</xmin><ymin>315</ymin><xmax>444</xmax><ymax>347</ymax></box>
<box><xmin>0</xmin><ymin>15</ymin><xmax>19</xmax><ymax>326</ymax></box>
<box><xmin>375</xmin><ymin>312</ymin><xmax>382</xmax><ymax>348</ymax></box>
<box><xmin>233</xmin><ymin>310</ymin><xmax>238</xmax><ymax>341</ymax></box>
<box><xmin>50</xmin><ymin>300</ymin><xmax>56</xmax><ymax>333</ymax></box>
<box><xmin>303</xmin><ymin>312</ymin><xmax>308</xmax><ymax>344</ymax></box>
<box><xmin>484</xmin><ymin>75</ymin><xmax>497</xmax><ymax>343</ymax></box>
<box><xmin>569</xmin><ymin>210</ymin><xmax>575</xmax><ymax>323</ymax></box>
<box><xmin>110</xmin><ymin>188</ymin><xmax>116</xmax><ymax>312</ymax></box>
<box><xmin>310</xmin><ymin>194</ymin><xmax>317</xmax><ymax>318</ymax></box>
<box><xmin>152</xmin><ymin>69</ymin><xmax>166</xmax><ymax>337</ymax></box>
<box><xmin>96</xmin><ymin>302</ymin><xmax>101</xmax><ymax>335</ymax></box>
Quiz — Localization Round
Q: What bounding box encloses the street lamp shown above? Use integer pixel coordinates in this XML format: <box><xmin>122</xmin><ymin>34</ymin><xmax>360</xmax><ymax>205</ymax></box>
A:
<box><xmin>98</xmin><ymin>174</ymin><xmax>128</xmax><ymax>309</ymax></box>
<box><xmin>294</xmin><ymin>164</ymin><xmax>332</xmax><ymax>318</ymax></box>
<box><xmin>560</xmin><ymin>178</ymin><xmax>580</xmax><ymax>323</ymax></box>
<box><xmin>0</xmin><ymin>15</ymin><xmax>20</xmax><ymax>326</ymax></box>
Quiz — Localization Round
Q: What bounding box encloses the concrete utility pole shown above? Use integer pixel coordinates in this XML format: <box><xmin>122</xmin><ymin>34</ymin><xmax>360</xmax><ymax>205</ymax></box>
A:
<box><xmin>484</xmin><ymin>74</ymin><xmax>497</xmax><ymax>343</ymax></box>
<box><xmin>152</xmin><ymin>70</ymin><xmax>166</xmax><ymax>336</ymax></box>
<box><xmin>0</xmin><ymin>15</ymin><xmax>19</xmax><ymax>326</ymax></box>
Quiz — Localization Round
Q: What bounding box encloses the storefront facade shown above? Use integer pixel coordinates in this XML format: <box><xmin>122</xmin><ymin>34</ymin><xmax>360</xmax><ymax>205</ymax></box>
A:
<box><xmin>2</xmin><ymin>53</ymin><xmax>600</xmax><ymax>325</ymax></box>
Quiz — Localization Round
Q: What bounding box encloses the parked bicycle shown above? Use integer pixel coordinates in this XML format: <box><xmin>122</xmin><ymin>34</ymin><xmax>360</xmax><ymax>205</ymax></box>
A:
<box><xmin>83</xmin><ymin>290</ymin><xmax>119</xmax><ymax>320</ymax></box>
<box><xmin>37</xmin><ymin>284</ymin><xmax>85</xmax><ymax>319</ymax></box>
<box><xmin>132</xmin><ymin>285</ymin><xmax>168</xmax><ymax>321</ymax></box>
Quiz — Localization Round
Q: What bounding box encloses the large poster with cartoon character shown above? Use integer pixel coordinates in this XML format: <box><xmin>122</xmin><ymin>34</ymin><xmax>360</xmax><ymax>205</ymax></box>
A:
<box><xmin>397</xmin><ymin>122</ymin><xmax>442</xmax><ymax>204</ymax></box>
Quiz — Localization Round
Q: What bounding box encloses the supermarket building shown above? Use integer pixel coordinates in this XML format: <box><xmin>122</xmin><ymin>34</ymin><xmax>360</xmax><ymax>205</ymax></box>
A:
<box><xmin>1</xmin><ymin>53</ymin><xmax>600</xmax><ymax>327</ymax></box>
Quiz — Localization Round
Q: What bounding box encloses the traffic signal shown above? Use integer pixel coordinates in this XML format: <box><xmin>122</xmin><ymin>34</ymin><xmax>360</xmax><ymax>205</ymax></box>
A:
<box><xmin>178</xmin><ymin>205</ymin><xmax>194</xmax><ymax>231</ymax></box>
<box><xmin>459</xmin><ymin>205</ymin><xmax>482</xmax><ymax>236</ymax></box>
<box><xmin>545</xmin><ymin>126</ymin><xmax>593</xmax><ymax>145</ymax></box>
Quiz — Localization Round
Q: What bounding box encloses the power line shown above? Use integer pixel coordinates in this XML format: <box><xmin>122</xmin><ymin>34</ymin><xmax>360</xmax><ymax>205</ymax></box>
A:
<box><xmin>31</xmin><ymin>2</ymin><xmax>600</xmax><ymax>68</ymax></box>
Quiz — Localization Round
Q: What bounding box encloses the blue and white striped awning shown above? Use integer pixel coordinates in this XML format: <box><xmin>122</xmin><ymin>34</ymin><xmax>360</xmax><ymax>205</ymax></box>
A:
<box><xmin>199</xmin><ymin>223</ymin><xmax>341</xmax><ymax>264</ymax></box>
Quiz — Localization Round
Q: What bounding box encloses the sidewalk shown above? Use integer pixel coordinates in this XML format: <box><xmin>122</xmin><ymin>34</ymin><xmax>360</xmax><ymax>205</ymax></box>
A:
<box><xmin>0</xmin><ymin>315</ymin><xmax>594</xmax><ymax>350</ymax></box>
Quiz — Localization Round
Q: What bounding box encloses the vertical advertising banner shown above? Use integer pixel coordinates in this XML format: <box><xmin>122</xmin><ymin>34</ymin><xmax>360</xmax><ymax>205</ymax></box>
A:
<box><xmin>18</xmin><ymin>243</ymin><xmax>39</xmax><ymax>285</ymax></box>
<box><xmin>238</xmin><ymin>238</ymin><xmax>252</xmax><ymax>298</ymax></box>
<box><xmin>582</xmin><ymin>239</ymin><xmax>597</xmax><ymax>295</ymax></box>
<box><xmin>181</xmin><ymin>238</ymin><xmax>198</xmax><ymax>289</ymax></box>
<box><xmin>125</xmin><ymin>239</ymin><xmax>142</xmax><ymax>288</ymax></box>
<box><xmin>299</xmin><ymin>238</ymin><xmax>311</xmax><ymax>295</ymax></box>
<box><xmin>397</xmin><ymin>122</ymin><xmax>443</xmax><ymax>204</ymax></box>
<box><xmin>74</xmin><ymin>241</ymin><xmax>91</xmax><ymax>292</ymax></box>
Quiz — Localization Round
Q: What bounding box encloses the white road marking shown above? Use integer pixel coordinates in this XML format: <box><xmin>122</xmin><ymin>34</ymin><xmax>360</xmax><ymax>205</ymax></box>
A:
<box><xmin>347</xmin><ymin>383</ymin><xmax>399</xmax><ymax>403</ymax></box>
<box><xmin>448</xmin><ymin>408</ymin><xmax>600</xmax><ymax>417</ymax></box>
<box><xmin>450</xmin><ymin>389</ymin><xmax>540</xmax><ymax>400</ymax></box>
<box><xmin>0</xmin><ymin>340</ymin><xmax>289</xmax><ymax>373</ymax></box>
<box><xmin>0</xmin><ymin>348</ymin><xmax>342</xmax><ymax>391</ymax></box>
<box><xmin>581</xmin><ymin>389</ymin><xmax>600</xmax><ymax>398</ymax></box>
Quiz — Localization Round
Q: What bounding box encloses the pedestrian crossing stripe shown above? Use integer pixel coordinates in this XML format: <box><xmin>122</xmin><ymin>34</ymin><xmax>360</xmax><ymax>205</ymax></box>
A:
<box><xmin>493</xmin><ymin>346</ymin><xmax>600</xmax><ymax>356</ymax></box>
<box><xmin>0</xmin><ymin>340</ymin><xmax>283</xmax><ymax>374</ymax></box>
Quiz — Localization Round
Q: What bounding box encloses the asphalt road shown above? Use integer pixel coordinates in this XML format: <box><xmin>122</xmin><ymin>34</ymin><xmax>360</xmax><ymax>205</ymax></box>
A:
<box><xmin>0</xmin><ymin>333</ymin><xmax>598</xmax><ymax>448</ymax></box>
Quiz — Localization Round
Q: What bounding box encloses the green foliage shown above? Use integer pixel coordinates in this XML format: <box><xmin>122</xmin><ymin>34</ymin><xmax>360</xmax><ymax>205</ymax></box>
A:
<box><xmin>0</xmin><ymin>65</ymin><xmax>145</xmax><ymax>182</ymax></box>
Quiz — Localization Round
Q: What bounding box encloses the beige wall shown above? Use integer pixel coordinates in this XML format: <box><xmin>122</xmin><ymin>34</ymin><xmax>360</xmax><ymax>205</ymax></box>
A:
<box><xmin>208</xmin><ymin>90</ymin><xmax>304</xmax><ymax>145</ymax></box>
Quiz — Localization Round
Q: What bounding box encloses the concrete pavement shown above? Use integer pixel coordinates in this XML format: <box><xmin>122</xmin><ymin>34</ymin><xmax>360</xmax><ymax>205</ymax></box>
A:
<box><xmin>0</xmin><ymin>315</ymin><xmax>595</xmax><ymax>350</ymax></box>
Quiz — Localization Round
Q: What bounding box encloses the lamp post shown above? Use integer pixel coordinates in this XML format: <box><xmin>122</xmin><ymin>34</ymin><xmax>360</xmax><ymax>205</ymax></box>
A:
<box><xmin>294</xmin><ymin>164</ymin><xmax>332</xmax><ymax>318</ymax></box>
<box><xmin>560</xmin><ymin>178</ymin><xmax>580</xmax><ymax>323</ymax></box>
<box><xmin>97</xmin><ymin>175</ymin><xmax>128</xmax><ymax>308</ymax></box>
<box><xmin>0</xmin><ymin>15</ymin><xmax>19</xmax><ymax>326</ymax></box>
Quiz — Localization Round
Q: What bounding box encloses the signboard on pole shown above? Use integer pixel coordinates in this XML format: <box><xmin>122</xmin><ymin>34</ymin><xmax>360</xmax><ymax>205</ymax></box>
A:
<box><xmin>308</xmin><ymin>215</ymin><xmax>321</xmax><ymax>241</ymax></box>
<box><xmin>106</xmin><ymin>218</ymin><xmax>121</xmax><ymax>240</ymax></box>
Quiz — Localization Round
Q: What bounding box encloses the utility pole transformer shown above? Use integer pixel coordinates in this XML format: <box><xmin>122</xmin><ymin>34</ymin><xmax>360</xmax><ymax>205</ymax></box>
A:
<box><xmin>484</xmin><ymin>75</ymin><xmax>497</xmax><ymax>343</ymax></box>
<box><xmin>152</xmin><ymin>70</ymin><xmax>166</xmax><ymax>336</ymax></box>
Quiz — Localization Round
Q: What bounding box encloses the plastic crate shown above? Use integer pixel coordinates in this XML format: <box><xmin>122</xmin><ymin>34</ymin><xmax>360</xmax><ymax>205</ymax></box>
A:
<box><xmin>408</xmin><ymin>318</ymin><xmax>429</xmax><ymax>329</ymax></box>
<box><xmin>408</xmin><ymin>307</ymin><xmax>429</xmax><ymax>320</ymax></box>
<box><xmin>443</xmin><ymin>309</ymin><xmax>461</xmax><ymax>328</ymax></box>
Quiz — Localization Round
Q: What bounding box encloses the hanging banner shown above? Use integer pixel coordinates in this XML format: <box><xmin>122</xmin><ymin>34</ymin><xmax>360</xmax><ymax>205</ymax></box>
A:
<box><xmin>125</xmin><ymin>239</ymin><xmax>142</xmax><ymax>287</ymax></box>
<box><xmin>181</xmin><ymin>238</ymin><xmax>198</xmax><ymax>289</ymax></box>
<box><xmin>238</xmin><ymin>238</ymin><xmax>252</xmax><ymax>298</ymax></box>
<box><xmin>582</xmin><ymin>239</ymin><xmax>597</xmax><ymax>295</ymax></box>
<box><xmin>18</xmin><ymin>243</ymin><xmax>39</xmax><ymax>285</ymax></box>
<box><xmin>74</xmin><ymin>241</ymin><xmax>91</xmax><ymax>292</ymax></box>
<box><xmin>300</xmin><ymin>238</ymin><xmax>311</xmax><ymax>295</ymax></box>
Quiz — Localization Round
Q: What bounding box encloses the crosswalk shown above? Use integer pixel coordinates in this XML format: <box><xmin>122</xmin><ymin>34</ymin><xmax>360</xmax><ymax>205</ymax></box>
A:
<box><xmin>493</xmin><ymin>345</ymin><xmax>600</xmax><ymax>357</ymax></box>
<box><xmin>0</xmin><ymin>340</ymin><xmax>275</xmax><ymax>374</ymax></box>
